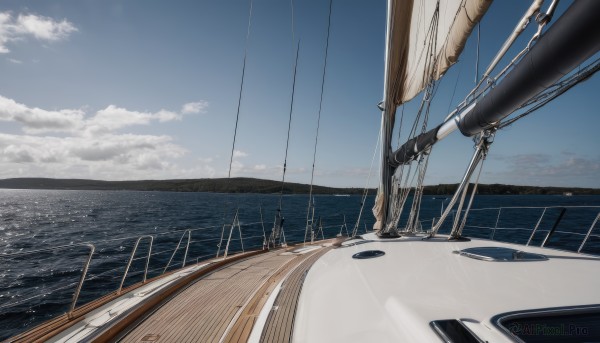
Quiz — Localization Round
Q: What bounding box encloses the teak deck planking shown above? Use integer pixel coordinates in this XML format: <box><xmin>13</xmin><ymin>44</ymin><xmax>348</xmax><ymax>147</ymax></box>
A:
<box><xmin>119</xmin><ymin>246</ymin><xmax>329</xmax><ymax>343</ymax></box>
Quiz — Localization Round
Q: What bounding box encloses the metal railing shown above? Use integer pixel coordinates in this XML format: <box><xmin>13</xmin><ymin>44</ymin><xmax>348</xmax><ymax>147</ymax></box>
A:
<box><xmin>117</xmin><ymin>235</ymin><xmax>153</xmax><ymax>295</ymax></box>
<box><xmin>0</xmin><ymin>211</ymin><xmax>350</xmax><ymax>329</ymax></box>
<box><xmin>69</xmin><ymin>244</ymin><xmax>95</xmax><ymax>318</ymax></box>
<box><xmin>451</xmin><ymin>205</ymin><xmax>600</xmax><ymax>253</ymax></box>
<box><xmin>163</xmin><ymin>230</ymin><xmax>192</xmax><ymax>274</ymax></box>
<box><xmin>579</xmin><ymin>213</ymin><xmax>600</xmax><ymax>253</ymax></box>
<box><xmin>0</xmin><ymin>243</ymin><xmax>96</xmax><ymax>318</ymax></box>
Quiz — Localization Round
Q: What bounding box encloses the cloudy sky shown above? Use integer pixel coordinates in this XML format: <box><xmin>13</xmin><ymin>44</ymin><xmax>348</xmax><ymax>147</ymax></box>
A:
<box><xmin>0</xmin><ymin>0</ymin><xmax>598</xmax><ymax>188</ymax></box>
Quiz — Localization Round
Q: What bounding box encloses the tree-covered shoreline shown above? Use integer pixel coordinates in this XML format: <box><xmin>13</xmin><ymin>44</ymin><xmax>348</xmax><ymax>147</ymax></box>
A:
<box><xmin>0</xmin><ymin>177</ymin><xmax>598</xmax><ymax>195</ymax></box>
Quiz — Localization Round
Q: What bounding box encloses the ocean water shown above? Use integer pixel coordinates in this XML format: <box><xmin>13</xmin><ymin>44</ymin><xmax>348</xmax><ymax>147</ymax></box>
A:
<box><xmin>0</xmin><ymin>189</ymin><xmax>599</xmax><ymax>340</ymax></box>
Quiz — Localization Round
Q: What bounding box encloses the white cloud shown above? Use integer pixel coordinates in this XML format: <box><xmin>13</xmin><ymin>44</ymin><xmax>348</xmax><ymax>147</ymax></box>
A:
<box><xmin>0</xmin><ymin>132</ymin><xmax>185</xmax><ymax>174</ymax></box>
<box><xmin>0</xmin><ymin>95</ymin><xmax>207</xmax><ymax>135</ymax></box>
<box><xmin>198</xmin><ymin>157</ymin><xmax>213</xmax><ymax>163</ymax></box>
<box><xmin>231</xmin><ymin>160</ymin><xmax>244</xmax><ymax>170</ymax></box>
<box><xmin>0</xmin><ymin>95</ymin><xmax>84</xmax><ymax>133</ymax></box>
<box><xmin>71</xmin><ymin>134</ymin><xmax>172</xmax><ymax>162</ymax></box>
<box><xmin>0</xmin><ymin>11</ymin><xmax>77</xmax><ymax>54</ymax></box>
<box><xmin>16</xmin><ymin>14</ymin><xmax>77</xmax><ymax>41</ymax></box>
<box><xmin>0</xmin><ymin>12</ymin><xmax>14</xmax><ymax>54</ymax></box>
<box><xmin>181</xmin><ymin>101</ymin><xmax>209</xmax><ymax>114</ymax></box>
<box><xmin>87</xmin><ymin>105</ymin><xmax>179</xmax><ymax>133</ymax></box>
<box><xmin>7</xmin><ymin>57</ymin><xmax>21</xmax><ymax>64</ymax></box>
<box><xmin>487</xmin><ymin>153</ymin><xmax>600</xmax><ymax>187</ymax></box>
<box><xmin>3</xmin><ymin>144</ymin><xmax>35</xmax><ymax>163</ymax></box>
<box><xmin>226</xmin><ymin>160</ymin><xmax>302</xmax><ymax>179</ymax></box>
<box><xmin>233</xmin><ymin>150</ymin><xmax>248</xmax><ymax>158</ymax></box>
<box><xmin>0</xmin><ymin>95</ymin><xmax>211</xmax><ymax>180</ymax></box>
<box><xmin>155</xmin><ymin>109</ymin><xmax>180</xmax><ymax>122</ymax></box>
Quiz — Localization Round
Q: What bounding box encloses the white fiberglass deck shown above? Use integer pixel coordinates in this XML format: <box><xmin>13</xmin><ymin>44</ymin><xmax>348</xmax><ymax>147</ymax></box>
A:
<box><xmin>293</xmin><ymin>233</ymin><xmax>600</xmax><ymax>342</ymax></box>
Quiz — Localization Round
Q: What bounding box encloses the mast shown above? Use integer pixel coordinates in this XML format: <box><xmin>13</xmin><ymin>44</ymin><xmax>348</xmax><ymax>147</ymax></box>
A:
<box><xmin>375</xmin><ymin>0</ymin><xmax>491</xmax><ymax>231</ymax></box>
<box><xmin>374</xmin><ymin>0</ymin><xmax>395</xmax><ymax>232</ymax></box>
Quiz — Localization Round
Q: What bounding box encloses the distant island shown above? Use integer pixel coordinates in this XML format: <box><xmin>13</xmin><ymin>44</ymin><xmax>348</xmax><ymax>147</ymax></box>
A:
<box><xmin>0</xmin><ymin>177</ymin><xmax>598</xmax><ymax>195</ymax></box>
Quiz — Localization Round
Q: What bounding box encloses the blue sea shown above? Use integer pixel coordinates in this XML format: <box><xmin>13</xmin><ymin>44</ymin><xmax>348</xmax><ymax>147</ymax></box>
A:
<box><xmin>0</xmin><ymin>189</ymin><xmax>599</xmax><ymax>340</ymax></box>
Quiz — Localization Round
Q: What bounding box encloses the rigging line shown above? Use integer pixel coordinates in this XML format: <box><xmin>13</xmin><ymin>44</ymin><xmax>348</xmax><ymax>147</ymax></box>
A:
<box><xmin>475</xmin><ymin>22</ymin><xmax>480</xmax><ymax>84</ymax></box>
<box><xmin>405</xmin><ymin>0</ymin><xmax>439</xmax><ymax>89</ymax></box>
<box><xmin>305</xmin><ymin>0</ymin><xmax>333</xmax><ymax>244</ymax></box>
<box><xmin>499</xmin><ymin>58</ymin><xmax>600</xmax><ymax>129</ymax></box>
<box><xmin>390</xmin><ymin>160</ymin><xmax>416</xmax><ymax>228</ymax></box>
<box><xmin>404</xmin><ymin>7</ymin><xmax>439</xmax><ymax>142</ymax></box>
<box><xmin>446</xmin><ymin>65</ymin><xmax>462</xmax><ymax>114</ymax></box>
<box><xmin>227</xmin><ymin>0</ymin><xmax>254</xmax><ymax>180</ymax></box>
<box><xmin>391</xmin><ymin>48</ymin><xmax>439</xmax><ymax>229</ymax></box>
<box><xmin>353</xmin><ymin>123</ymin><xmax>382</xmax><ymax>237</ymax></box>
<box><xmin>522</xmin><ymin>57</ymin><xmax>600</xmax><ymax>107</ymax></box>
<box><xmin>290</xmin><ymin>0</ymin><xmax>296</xmax><ymax>58</ymax></box>
<box><xmin>457</xmin><ymin>155</ymin><xmax>486</xmax><ymax>236</ymax></box>
<box><xmin>395</xmin><ymin>105</ymin><xmax>405</xmax><ymax>149</ymax></box>
<box><xmin>278</xmin><ymin>41</ymin><xmax>301</xmax><ymax>212</ymax></box>
<box><xmin>408</xmin><ymin>154</ymin><xmax>430</xmax><ymax>231</ymax></box>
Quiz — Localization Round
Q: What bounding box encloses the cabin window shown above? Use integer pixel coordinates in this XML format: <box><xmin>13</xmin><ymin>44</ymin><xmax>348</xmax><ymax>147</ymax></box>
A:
<box><xmin>495</xmin><ymin>306</ymin><xmax>600</xmax><ymax>342</ymax></box>
<box><xmin>430</xmin><ymin>320</ymin><xmax>483</xmax><ymax>343</ymax></box>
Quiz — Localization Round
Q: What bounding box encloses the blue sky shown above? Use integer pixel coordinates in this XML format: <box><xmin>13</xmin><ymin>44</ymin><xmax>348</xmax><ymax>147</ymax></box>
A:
<box><xmin>0</xmin><ymin>0</ymin><xmax>598</xmax><ymax>188</ymax></box>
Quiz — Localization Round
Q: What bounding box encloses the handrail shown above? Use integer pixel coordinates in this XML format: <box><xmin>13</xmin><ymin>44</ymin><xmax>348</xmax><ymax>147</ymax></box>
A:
<box><xmin>223</xmin><ymin>210</ymin><xmax>243</xmax><ymax>259</ymax></box>
<box><xmin>117</xmin><ymin>235</ymin><xmax>153</xmax><ymax>295</ymax></box>
<box><xmin>465</xmin><ymin>205</ymin><xmax>600</xmax><ymax>211</ymax></box>
<box><xmin>526</xmin><ymin>207</ymin><xmax>547</xmax><ymax>246</ymax></box>
<box><xmin>338</xmin><ymin>214</ymin><xmax>349</xmax><ymax>236</ymax></box>
<box><xmin>68</xmin><ymin>243</ymin><xmax>95</xmax><ymax>318</ymax></box>
<box><xmin>541</xmin><ymin>208</ymin><xmax>566</xmax><ymax>247</ymax></box>
<box><xmin>0</xmin><ymin>210</ymin><xmax>353</xmax><ymax>332</ymax></box>
<box><xmin>0</xmin><ymin>242</ymin><xmax>95</xmax><ymax>258</ymax></box>
<box><xmin>0</xmin><ymin>243</ymin><xmax>96</xmax><ymax>319</ymax></box>
<box><xmin>163</xmin><ymin>230</ymin><xmax>192</xmax><ymax>274</ymax></box>
<box><xmin>578</xmin><ymin>212</ymin><xmax>600</xmax><ymax>253</ymax></box>
<box><xmin>490</xmin><ymin>208</ymin><xmax>502</xmax><ymax>240</ymax></box>
<box><xmin>454</xmin><ymin>205</ymin><xmax>599</xmax><ymax>254</ymax></box>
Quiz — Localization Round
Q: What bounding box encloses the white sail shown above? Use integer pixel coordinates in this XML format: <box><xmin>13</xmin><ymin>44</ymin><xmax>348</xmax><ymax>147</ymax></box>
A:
<box><xmin>385</xmin><ymin>0</ymin><xmax>492</xmax><ymax>109</ymax></box>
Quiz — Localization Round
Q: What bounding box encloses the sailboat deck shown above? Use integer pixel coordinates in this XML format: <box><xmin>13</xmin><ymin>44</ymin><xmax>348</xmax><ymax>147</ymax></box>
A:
<box><xmin>294</xmin><ymin>234</ymin><xmax>600</xmax><ymax>342</ymax></box>
<box><xmin>259</xmin><ymin>247</ymin><xmax>331</xmax><ymax>343</ymax></box>
<box><xmin>119</xmin><ymin>246</ymin><xmax>329</xmax><ymax>343</ymax></box>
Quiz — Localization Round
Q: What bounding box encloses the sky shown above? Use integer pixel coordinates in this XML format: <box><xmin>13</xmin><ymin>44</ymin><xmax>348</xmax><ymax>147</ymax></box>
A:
<box><xmin>0</xmin><ymin>0</ymin><xmax>598</xmax><ymax>188</ymax></box>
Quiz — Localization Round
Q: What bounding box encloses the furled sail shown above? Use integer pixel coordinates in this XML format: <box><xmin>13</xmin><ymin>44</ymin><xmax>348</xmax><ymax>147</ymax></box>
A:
<box><xmin>384</xmin><ymin>0</ymin><xmax>492</xmax><ymax>115</ymax></box>
<box><xmin>391</xmin><ymin>0</ymin><xmax>600</xmax><ymax>165</ymax></box>
<box><xmin>374</xmin><ymin>0</ymin><xmax>492</xmax><ymax>230</ymax></box>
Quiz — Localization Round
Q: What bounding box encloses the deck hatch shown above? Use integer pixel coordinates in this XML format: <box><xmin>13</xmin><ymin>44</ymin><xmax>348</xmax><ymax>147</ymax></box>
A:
<box><xmin>454</xmin><ymin>247</ymin><xmax>548</xmax><ymax>262</ymax></box>
<box><xmin>352</xmin><ymin>250</ymin><xmax>385</xmax><ymax>259</ymax></box>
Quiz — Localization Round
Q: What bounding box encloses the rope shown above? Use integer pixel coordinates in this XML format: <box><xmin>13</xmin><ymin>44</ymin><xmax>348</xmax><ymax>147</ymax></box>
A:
<box><xmin>475</xmin><ymin>22</ymin><xmax>480</xmax><ymax>84</ymax></box>
<box><xmin>386</xmin><ymin>4</ymin><xmax>440</xmax><ymax>231</ymax></box>
<box><xmin>446</xmin><ymin>65</ymin><xmax>462</xmax><ymax>114</ymax></box>
<box><xmin>259</xmin><ymin>205</ymin><xmax>267</xmax><ymax>249</ymax></box>
<box><xmin>290</xmin><ymin>0</ymin><xmax>295</xmax><ymax>57</ymax></box>
<box><xmin>395</xmin><ymin>105</ymin><xmax>405</xmax><ymax>149</ymax></box>
<box><xmin>269</xmin><ymin>0</ymin><xmax>298</xmax><ymax>248</ymax></box>
<box><xmin>352</xmin><ymin>124</ymin><xmax>382</xmax><ymax>237</ymax></box>
<box><xmin>305</xmin><ymin>0</ymin><xmax>333</xmax><ymax>244</ymax></box>
<box><xmin>278</xmin><ymin>41</ymin><xmax>300</xmax><ymax>211</ymax></box>
<box><xmin>227</xmin><ymin>0</ymin><xmax>254</xmax><ymax>179</ymax></box>
<box><xmin>220</xmin><ymin>0</ymin><xmax>254</xmax><ymax>257</ymax></box>
<box><xmin>499</xmin><ymin>57</ymin><xmax>600</xmax><ymax>130</ymax></box>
